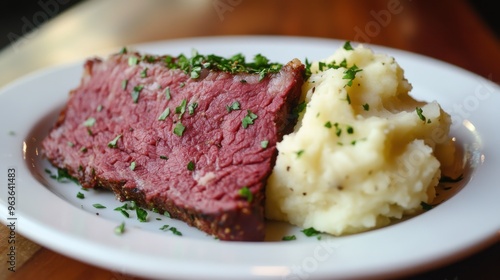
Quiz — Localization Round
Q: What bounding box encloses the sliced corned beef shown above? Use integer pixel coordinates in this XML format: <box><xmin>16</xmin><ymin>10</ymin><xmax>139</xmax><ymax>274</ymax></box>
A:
<box><xmin>41</xmin><ymin>50</ymin><xmax>304</xmax><ymax>241</ymax></box>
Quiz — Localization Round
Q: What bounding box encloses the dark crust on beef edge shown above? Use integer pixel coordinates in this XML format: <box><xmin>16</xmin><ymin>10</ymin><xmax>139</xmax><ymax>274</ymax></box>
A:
<box><xmin>42</xmin><ymin>52</ymin><xmax>304</xmax><ymax>241</ymax></box>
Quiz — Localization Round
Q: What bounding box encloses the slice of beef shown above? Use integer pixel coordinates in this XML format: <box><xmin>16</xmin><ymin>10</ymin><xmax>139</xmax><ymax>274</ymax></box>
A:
<box><xmin>42</xmin><ymin>50</ymin><xmax>304</xmax><ymax>241</ymax></box>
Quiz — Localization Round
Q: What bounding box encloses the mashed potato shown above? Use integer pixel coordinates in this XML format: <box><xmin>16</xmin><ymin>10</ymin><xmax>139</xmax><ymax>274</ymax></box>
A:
<box><xmin>265</xmin><ymin>42</ymin><xmax>456</xmax><ymax>235</ymax></box>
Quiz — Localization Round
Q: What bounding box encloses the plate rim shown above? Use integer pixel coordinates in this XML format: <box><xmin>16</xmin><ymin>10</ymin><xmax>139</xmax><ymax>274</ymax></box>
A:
<box><xmin>1</xmin><ymin>35</ymin><xmax>500</xmax><ymax>280</ymax></box>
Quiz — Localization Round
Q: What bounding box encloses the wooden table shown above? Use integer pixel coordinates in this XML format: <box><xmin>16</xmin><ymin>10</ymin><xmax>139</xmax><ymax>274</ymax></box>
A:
<box><xmin>1</xmin><ymin>0</ymin><xmax>499</xmax><ymax>279</ymax></box>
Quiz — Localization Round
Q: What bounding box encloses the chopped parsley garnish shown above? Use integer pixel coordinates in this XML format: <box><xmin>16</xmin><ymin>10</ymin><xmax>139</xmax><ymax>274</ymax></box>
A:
<box><xmin>239</xmin><ymin>186</ymin><xmax>253</xmax><ymax>202</ymax></box>
<box><xmin>242</xmin><ymin>110</ymin><xmax>258</xmax><ymax>128</ymax></box>
<box><xmin>318</xmin><ymin>61</ymin><xmax>327</xmax><ymax>71</ymax></box>
<box><xmin>343</xmin><ymin>41</ymin><xmax>354</xmax><ymax>51</ymax></box>
<box><xmin>165</xmin><ymin>87</ymin><xmax>171</xmax><ymax>100</ymax></box>
<box><xmin>129</xmin><ymin>201</ymin><xmax>137</xmax><ymax>210</ymax></box>
<box><xmin>141</xmin><ymin>54</ymin><xmax>156</xmax><ymax>63</ymax></box>
<box><xmin>334</xmin><ymin>123</ymin><xmax>341</xmax><ymax>137</ymax></box>
<box><xmin>261</xmin><ymin>140</ymin><xmax>269</xmax><ymax>149</ymax></box>
<box><xmin>175</xmin><ymin>99</ymin><xmax>187</xmax><ymax>118</ymax></box>
<box><xmin>114</xmin><ymin>222</ymin><xmax>125</xmax><ymax>235</ymax></box>
<box><xmin>115</xmin><ymin>203</ymin><xmax>129</xmax><ymax>210</ymax></box>
<box><xmin>159</xmin><ymin>225</ymin><xmax>170</xmax><ymax>231</ymax></box>
<box><xmin>76</xmin><ymin>192</ymin><xmax>85</xmax><ymax>199</ymax></box>
<box><xmin>128</xmin><ymin>56</ymin><xmax>138</xmax><ymax>66</ymax></box>
<box><xmin>136</xmin><ymin>207</ymin><xmax>148</xmax><ymax>222</ymax></box>
<box><xmin>253</xmin><ymin>53</ymin><xmax>271</xmax><ymax>67</ymax></box>
<box><xmin>97</xmin><ymin>105</ymin><xmax>103</xmax><ymax>112</ymax></box>
<box><xmin>119</xmin><ymin>47</ymin><xmax>127</xmax><ymax>54</ymax></box>
<box><xmin>292</xmin><ymin>101</ymin><xmax>307</xmax><ymax>118</ymax></box>
<box><xmin>190</xmin><ymin>65</ymin><xmax>202</xmax><ymax>79</ymax></box>
<box><xmin>140</xmin><ymin>67</ymin><xmax>148</xmax><ymax>78</ymax></box>
<box><xmin>160</xmin><ymin>155</ymin><xmax>169</xmax><ymax>160</ymax></box>
<box><xmin>47</xmin><ymin>168</ymin><xmax>80</xmax><ymax>184</ymax></box>
<box><xmin>164</xmin><ymin>211</ymin><xmax>171</xmax><ymax>218</ymax></box>
<box><xmin>339</xmin><ymin>58</ymin><xmax>348</xmax><ymax>68</ymax></box>
<box><xmin>169</xmin><ymin>227</ymin><xmax>182</xmax><ymax>236</ymax></box>
<box><xmin>343</xmin><ymin>65</ymin><xmax>362</xmax><ymax>87</ymax></box>
<box><xmin>282</xmin><ymin>235</ymin><xmax>296</xmax><ymax>241</ymax></box>
<box><xmin>257</xmin><ymin>69</ymin><xmax>267</xmax><ymax>81</ymax></box>
<box><xmin>324</xmin><ymin>121</ymin><xmax>332</xmax><ymax>128</ymax></box>
<box><xmin>345</xmin><ymin>93</ymin><xmax>351</xmax><ymax>104</ymax></box>
<box><xmin>416</xmin><ymin>107</ymin><xmax>426</xmax><ymax>122</ymax></box>
<box><xmin>346</xmin><ymin>126</ymin><xmax>354</xmax><ymax>134</ymax></box>
<box><xmin>108</xmin><ymin>134</ymin><xmax>122</xmax><ymax>148</ymax></box>
<box><xmin>173</xmin><ymin>122</ymin><xmax>185</xmax><ymax>136</ymax></box>
<box><xmin>158</xmin><ymin>107</ymin><xmax>170</xmax><ymax>121</ymax></box>
<box><xmin>92</xmin><ymin>203</ymin><xmax>106</xmax><ymax>209</ymax></box>
<box><xmin>129</xmin><ymin>161</ymin><xmax>136</xmax><ymax>171</ymax></box>
<box><xmin>121</xmin><ymin>79</ymin><xmax>128</xmax><ymax>90</ymax></box>
<box><xmin>226</xmin><ymin>101</ymin><xmax>241</xmax><ymax>112</ymax></box>
<box><xmin>80</xmin><ymin>147</ymin><xmax>88</xmax><ymax>153</ymax></box>
<box><xmin>301</xmin><ymin>227</ymin><xmax>321</xmax><ymax>237</ymax></box>
<box><xmin>296</xmin><ymin>150</ymin><xmax>304</xmax><ymax>158</ymax></box>
<box><xmin>304</xmin><ymin>58</ymin><xmax>312</xmax><ymax>79</ymax></box>
<box><xmin>187</xmin><ymin>161</ymin><xmax>195</xmax><ymax>171</ymax></box>
<box><xmin>318</xmin><ymin>58</ymin><xmax>346</xmax><ymax>72</ymax></box>
<box><xmin>164</xmin><ymin>51</ymin><xmax>282</xmax><ymax>81</ymax></box>
<box><xmin>161</xmin><ymin>224</ymin><xmax>181</xmax><ymax>236</ymax></box>
<box><xmin>297</xmin><ymin>101</ymin><xmax>307</xmax><ymax>113</ymax></box>
<box><xmin>114</xmin><ymin>201</ymin><xmax>137</xmax><ymax>218</ymax></box>
<box><xmin>188</xmin><ymin>102</ymin><xmax>198</xmax><ymax>115</ymax></box>
<box><xmin>114</xmin><ymin>205</ymin><xmax>130</xmax><ymax>218</ymax></box>
<box><xmin>131</xmin><ymin>85</ymin><xmax>144</xmax><ymax>103</ymax></box>
<box><xmin>362</xmin><ymin>103</ymin><xmax>370</xmax><ymax>111</ymax></box>
<box><xmin>67</xmin><ymin>141</ymin><xmax>75</xmax><ymax>147</ymax></box>
<box><xmin>83</xmin><ymin>117</ymin><xmax>96</xmax><ymax>127</ymax></box>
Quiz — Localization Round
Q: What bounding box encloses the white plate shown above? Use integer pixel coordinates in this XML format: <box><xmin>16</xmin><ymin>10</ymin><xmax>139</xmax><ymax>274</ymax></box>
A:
<box><xmin>1</xmin><ymin>36</ymin><xmax>499</xmax><ymax>280</ymax></box>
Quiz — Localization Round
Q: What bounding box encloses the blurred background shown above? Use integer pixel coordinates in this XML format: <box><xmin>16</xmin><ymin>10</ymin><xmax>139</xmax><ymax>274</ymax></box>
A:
<box><xmin>0</xmin><ymin>0</ymin><xmax>498</xmax><ymax>88</ymax></box>
<box><xmin>0</xmin><ymin>0</ymin><xmax>497</xmax><ymax>51</ymax></box>
<box><xmin>0</xmin><ymin>0</ymin><xmax>81</xmax><ymax>50</ymax></box>
<box><xmin>0</xmin><ymin>0</ymin><xmax>498</xmax><ymax>66</ymax></box>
